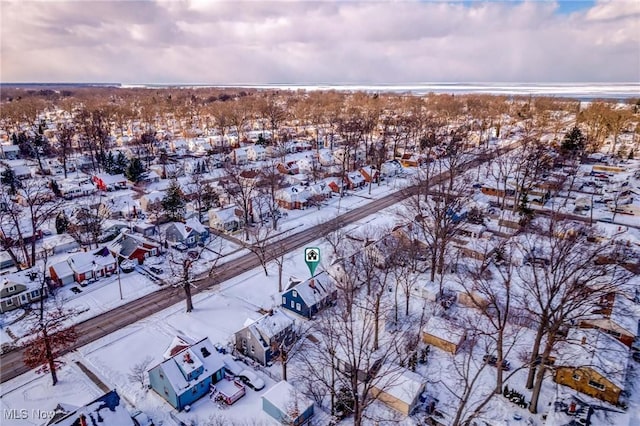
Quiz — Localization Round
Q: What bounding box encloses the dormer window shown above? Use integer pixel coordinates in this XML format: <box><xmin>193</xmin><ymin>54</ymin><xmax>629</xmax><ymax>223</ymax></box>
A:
<box><xmin>201</xmin><ymin>347</ymin><xmax>211</xmax><ymax>358</ymax></box>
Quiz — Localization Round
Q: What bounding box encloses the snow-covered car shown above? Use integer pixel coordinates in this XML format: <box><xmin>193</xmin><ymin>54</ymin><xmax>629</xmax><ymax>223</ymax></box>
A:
<box><xmin>120</xmin><ymin>260</ymin><xmax>136</xmax><ymax>273</ymax></box>
<box><xmin>237</xmin><ymin>370</ymin><xmax>265</xmax><ymax>391</ymax></box>
<box><xmin>222</xmin><ymin>354</ymin><xmax>244</xmax><ymax>377</ymax></box>
<box><xmin>131</xmin><ymin>411</ymin><xmax>154</xmax><ymax>426</ymax></box>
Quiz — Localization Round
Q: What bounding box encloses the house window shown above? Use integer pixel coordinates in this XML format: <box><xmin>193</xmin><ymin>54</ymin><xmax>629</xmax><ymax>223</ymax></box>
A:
<box><xmin>290</xmin><ymin>300</ymin><xmax>295</xmax><ymax>308</ymax></box>
<box><xmin>588</xmin><ymin>380</ymin><xmax>605</xmax><ymax>391</ymax></box>
<box><xmin>159</xmin><ymin>372</ymin><xmax>164</xmax><ymax>379</ymax></box>
<box><xmin>572</xmin><ymin>373</ymin><xmax>581</xmax><ymax>381</ymax></box>
<box><xmin>282</xmin><ymin>296</ymin><xmax>286</xmax><ymax>305</ymax></box>
<box><xmin>192</xmin><ymin>387</ymin><xmax>198</xmax><ymax>394</ymax></box>
<box><xmin>296</xmin><ymin>303</ymin><xmax>301</xmax><ymax>311</ymax></box>
<box><xmin>164</xmin><ymin>387</ymin><xmax>169</xmax><ymax>395</ymax></box>
<box><xmin>251</xmin><ymin>345</ymin><xmax>255</xmax><ymax>354</ymax></box>
<box><xmin>30</xmin><ymin>290</ymin><xmax>40</xmax><ymax>298</ymax></box>
<box><xmin>6</xmin><ymin>299</ymin><xmax>13</xmax><ymax>306</ymax></box>
<box><xmin>292</xmin><ymin>290</ymin><xmax>297</xmax><ymax>297</ymax></box>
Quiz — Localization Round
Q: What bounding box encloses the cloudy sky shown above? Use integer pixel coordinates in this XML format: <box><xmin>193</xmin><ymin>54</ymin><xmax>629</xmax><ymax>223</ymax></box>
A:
<box><xmin>1</xmin><ymin>0</ymin><xmax>639</xmax><ymax>84</ymax></box>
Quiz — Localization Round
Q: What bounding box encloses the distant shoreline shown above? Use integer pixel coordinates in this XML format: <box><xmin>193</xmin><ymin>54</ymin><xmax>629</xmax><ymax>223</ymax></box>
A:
<box><xmin>1</xmin><ymin>82</ymin><xmax>638</xmax><ymax>100</ymax></box>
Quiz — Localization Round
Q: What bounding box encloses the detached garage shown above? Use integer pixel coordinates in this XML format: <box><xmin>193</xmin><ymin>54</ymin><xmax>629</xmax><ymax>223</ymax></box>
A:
<box><xmin>262</xmin><ymin>380</ymin><xmax>314</xmax><ymax>425</ymax></box>
<box><xmin>49</xmin><ymin>261</ymin><xmax>75</xmax><ymax>287</ymax></box>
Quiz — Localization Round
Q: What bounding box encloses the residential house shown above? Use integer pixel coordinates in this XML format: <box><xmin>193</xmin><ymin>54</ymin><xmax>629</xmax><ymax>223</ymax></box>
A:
<box><xmin>0</xmin><ymin>270</ymin><xmax>48</xmax><ymax>313</ymax></box>
<box><xmin>232</xmin><ymin>147</ymin><xmax>249</xmax><ymax>165</ymax></box>
<box><xmin>0</xmin><ymin>144</ymin><xmax>20</xmax><ymax>160</ymax></box>
<box><xmin>209</xmin><ymin>205</ymin><xmax>243</xmax><ymax>233</ymax></box>
<box><xmin>359</xmin><ymin>166</ymin><xmax>380</xmax><ymax>183</ymax></box>
<box><xmin>380</xmin><ymin>160</ymin><xmax>403</xmax><ymax>177</ymax></box>
<box><xmin>422</xmin><ymin>316</ymin><xmax>466</xmax><ymax>354</ymax></box>
<box><xmin>0</xmin><ymin>251</ymin><xmax>15</xmax><ymax>271</ymax></box>
<box><xmin>580</xmin><ymin>293</ymin><xmax>638</xmax><ymax>347</ymax></box>
<box><xmin>92</xmin><ymin>173</ymin><xmax>128</xmax><ymax>192</ymax></box>
<box><xmin>139</xmin><ymin>191</ymin><xmax>165</xmax><ymax>213</ymax></box>
<box><xmin>276</xmin><ymin>186</ymin><xmax>310</xmax><ymax>210</ymax></box>
<box><xmin>108</xmin><ymin>231</ymin><xmax>160</xmax><ymax>265</ymax></box>
<box><xmin>281</xmin><ymin>271</ymin><xmax>337</xmax><ymax>319</ymax></box>
<box><xmin>12</xmin><ymin>165</ymin><xmax>32</xmax><ymax>180</ymax></box>
<box><xmin>59</xmin><ymin>182</ymin><xmax>97</xmax><ymax>199</ymax></box>
<box><xmin>262</xmin><ymin>380</ymin><xmax>314</xmax><ymax>426</ymax></box>
<box><xmin>148</xmin><ymin>337</ymin><xmax>226</xmax><ymax>411</ymax></box>
<box><xmin>345</xmin><ymin>172</ymin><xmax>366</xmax><ymax>190</ymax></box>
<box><xmin>165</xmin><ymin>218</ymin><xmax>210</xmax><ymax>248</ymax></box>
<box><xmin>554</xmin><ymin>328</ymin><xmax>628</xmax><ymax>405</ymax></box>
<box><xmin>399</xmin><ymin>153</ymin><xmax>419</xmax><ymax>167</ymax></box>
<box><xmin>48</xmin><ymin>390</ymin><xmax>135</xmax><ymax>426</ymax></box>
<box><xmin>246</xmin><ymin>144</ymin><xmax>267</xmax><ymax>162</ymax></box>
<box><xmin>64</xmin><ymin>247</ymin><xmax>117</xmax><ymax>283</ymax></box>
<box><xmin>235</xmin><ymin>309</ymin><xmax>296</xmax><ymax>366</ymax></box>
<box><xmin>372</xmin><ymin>368</ymin><xmax>426</xmax><ymax>416</ymax></box>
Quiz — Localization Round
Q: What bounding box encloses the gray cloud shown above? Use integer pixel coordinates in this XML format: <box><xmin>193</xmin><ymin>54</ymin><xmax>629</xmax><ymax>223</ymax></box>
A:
<box><xmin>1</xmin><ymin>0</ymin><xmax>638</xmax><ymax>83</ymax></box>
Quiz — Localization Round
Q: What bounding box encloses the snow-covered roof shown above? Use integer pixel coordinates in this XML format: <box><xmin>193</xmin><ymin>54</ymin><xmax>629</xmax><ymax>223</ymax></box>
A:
<box><xmin>185</xmin><ymin>217</ymin><xmax>207</xmax><ymax>234</ymax></box>
<box><xmin>287</xmin><ymin>271</ymin><xmax>335</xmax><ymax>307</ymax></box>
<box><xmin>261</xmin><ymin>380</ymin><xmax>313</xmax><ymax>416</ymax></box>
<box><xmin>209</xmin><ymin>205</ymin><xmax>240</xmax><ymax>223</ymax></box>
<box><xmin>423</xmin><ymin>315</ymin><xmax>466</xmax><ymax>344</ymax></box>
<box><xmin>163</xmin><ymin>335</ymin><xmax>196</xmax><ymax>359</ymax></box>
<box><xmin>50</xmin><ymin>261</ymin><xmax>74</xmax><ymax>278</ymax></box>
<box><xmin>94</xmin><ymin>173</ymin><xmax>128</xmax><ymax>185</ymax></box>
<box><xmin>375</xmin><ymin>368</ymin><xmax>426</xmax><ymax>405</ymax></box>
<box><xmin>49</xmin><ymin>390</ymin><xmax>134</xmax><ymax>426</ymax></box>
<box><xmin>555</xmin><ymin>328</ymin><xmax>629</xmax><ymax>390</ymax></box>
<box><xmin>243</xmin><ymin>310</ymin><xmax>295</xmax><ymax>346</ymax></box>
<box><xmin>154</xmin><ymin>337</ymin><xmax>225</xmax><ymax>395</ymax></box>
<box><xmin>276</xmin><ymin>186</ymin><xmax>310</xmax><ymax>203</ymax></box>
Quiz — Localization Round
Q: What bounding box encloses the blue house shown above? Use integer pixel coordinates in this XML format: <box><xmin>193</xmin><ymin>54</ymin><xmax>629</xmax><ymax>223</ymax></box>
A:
<box><xmin>148</xmin><ymin>337</ymin><xmax>225</xmax><ymax>411</ymax></box>
<box><xmin>281</xmin><ymin>271</ymin><xmax>336</xmax><ymax>319</ymax></box>
<box><xmin>262</xmin><ymin>380</ymin><xmax>314</xmax><ymax>425</ymax></box>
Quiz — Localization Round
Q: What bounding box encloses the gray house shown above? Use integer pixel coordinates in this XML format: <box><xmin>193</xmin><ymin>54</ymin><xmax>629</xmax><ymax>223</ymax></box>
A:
<box><xmin>0</xmin><ymin>270</ymin><xmax>48</xmax><ymax>313</ymax></box>
<box><xmin>235</xmin><ymin>310</ymin><xmax>296</xmax><ymax>366</ymax></box>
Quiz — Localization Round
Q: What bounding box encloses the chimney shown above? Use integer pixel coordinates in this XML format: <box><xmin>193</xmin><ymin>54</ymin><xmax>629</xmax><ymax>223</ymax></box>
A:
<box><xmin>581</xmin><ymin>336</ymin><xmax>587</xmax><ymax>345</ymax></box>
<box><xmin>309</xmin><ymin>279</ymin><xmax>315</xmax><ymax>289</ymax></box>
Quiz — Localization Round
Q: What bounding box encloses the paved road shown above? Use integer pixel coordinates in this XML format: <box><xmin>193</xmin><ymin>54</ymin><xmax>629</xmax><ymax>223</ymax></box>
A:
<box><xmin>0</xmin><ymin>146</ymin><xmax>512</xmax><ymax>384</ymax></box>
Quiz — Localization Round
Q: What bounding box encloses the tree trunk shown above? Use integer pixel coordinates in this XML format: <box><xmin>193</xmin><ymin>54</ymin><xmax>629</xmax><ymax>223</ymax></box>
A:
<box><xmin>184</xmin><ymin>282</ymin><xmax>193</xmax><ymax>313</ymax></box>
<box><xmin>278</xmin><ymin>261</ymin><xmax>283</xmax><ymax>293</ymax></box>
<box><xmin>526</xmin><ymin>322</ymin><xmax>545</xmax><ymax>389</ymax></box>
<box><xmin>43</xmin><ymin>329</ymin><xmax>58</xmax><ymax>386</ymax></box>
<box><xmin>530</xmin><ymin>338</ymin><xmax>555</xmax><ymax>414</ymax></box>
<box><xmin>373</xmin><ymin>296</ymin><xmax>380</xmax><ymax>351</ymax></box>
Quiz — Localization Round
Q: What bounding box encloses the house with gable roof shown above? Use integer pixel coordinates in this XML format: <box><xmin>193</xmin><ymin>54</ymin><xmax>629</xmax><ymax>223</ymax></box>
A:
<box><xmin>165</xmin><ymin>218</ymin><xmax>210</xmax><ymax>248</ymax></box>
<box><xmin>234</xmin><ymin>309</ymin><xmax>296</xmax><ymax>366</ymax></box>
<box><xmin>48</xmin><ymin>389</ymin><xmax>135</xmax><ymax>426</ymax></box>
<box><xmin>92</xmin><ymin>173</ymin><xmax>128</xmax><ymax>192</ymax></box>
<box><xmin>275</xmin><ymin>186</ymin><xmax>310</xmax><ymax>210</ymax></box>
<box><xmin>554</xmin><ymin>328</ymin><xmax>629</xmax><ymax>405</ymax></box>
<box><xmin>0</xmin><ymin>269</ymin><xmax>48</xmax><ymax>313</ymax></box>
<box><xmin>208</xmin><ymin>205</ymin><xmax>243</xmax><ymax>233</ymax></box>
<box><xmin>372</xmin><ymin>368</ymin><xmax>426</xmax><ymax>416</ymax></box>
<box><xmin>108</xmin><ymin>231</ymin><xmax>160</xmax><ymax>265</ymax></box>
<box><xmin>148</xmin><ymin>337</ymin><xmax>226</xmax><ymax>411</ymax></box>
<box><xmin>281</xmin><ymin>271</ymin><xmax>336</xmax><ymax>319</ymax></box>
<box><xmin>57</xmin><ymin>247</ymin><xmax>117</xmax><ymax>284</ymax></box>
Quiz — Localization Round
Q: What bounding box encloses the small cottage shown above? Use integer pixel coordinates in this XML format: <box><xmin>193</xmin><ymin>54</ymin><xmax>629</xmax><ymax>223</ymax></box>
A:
<box><xmin>281</xmin><ymin>272</ymin><xmax>336</xmax><ymax>319</ymax></box>
<box><xmin>372</xmin><ymin>368</ymin><xmax>426</xmax><ymax>416</ymax></box>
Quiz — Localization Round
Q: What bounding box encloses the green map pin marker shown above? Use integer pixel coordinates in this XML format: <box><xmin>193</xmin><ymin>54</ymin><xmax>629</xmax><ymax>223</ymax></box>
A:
<box><xmin>304</xmin><ymin>247</ymin><xmax>321</xmax><ymax>277</ymax></box>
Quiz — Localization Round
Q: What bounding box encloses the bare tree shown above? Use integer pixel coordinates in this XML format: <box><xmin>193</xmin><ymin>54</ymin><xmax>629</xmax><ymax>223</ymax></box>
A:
<box><xmin>23</xmin><ymin>300</ymin><xmax>79</xmax><ymax>386</ymax></box>
<box><xmin>517</xmin><ymin>218</ymin><xmax>631</xmax><ymax>413</ymax></box>
<box><xmin>68</xmin><ymin>196</ymin><xmax>110</xmax><ymax>249</ymax></box>
<box><xmin>220</xmin><ymin>164</ymin><xmax>259</xmax><ymax>240</ymax></box>
<box><xmin>128</xmin><ymin>356</ymin><xmax>153</xmax><ymax>389</ymax></box>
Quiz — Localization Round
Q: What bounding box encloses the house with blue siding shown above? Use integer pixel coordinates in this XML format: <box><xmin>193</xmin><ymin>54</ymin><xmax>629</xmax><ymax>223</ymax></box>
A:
<box><xmin>165</xmin><ymin>218</ymin><xmax>210</xmax><ymax>248</ymax></box>
<box><xmin>262</xmin><ymin>380</ymin><xmax>314</xmax><ymax>425</ymax></box>
<box><xmin>148</xmin><ymin>337</ymin><xmax>225</xmax><ymax>411</ymax></box>
<box><xmin>281</xmin><ymin>271</ymin><xmax>336</xmax><ymax>319</ymax></box>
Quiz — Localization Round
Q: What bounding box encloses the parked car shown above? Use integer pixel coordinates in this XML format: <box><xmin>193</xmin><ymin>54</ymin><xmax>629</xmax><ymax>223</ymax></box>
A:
<box><xmin>120</xmin><ymin>260</ymin><xmax>136</xmax><ymax>273</ymax></box>
<box><xmin>149</xmin><ymin>266</ymin><xmax>164</xmax><ymax>275</ymax></box>
<box><xmin>222</xmin><ymin>355</ymin><xmax>244</xmax><ymax>377</ymax></box>
<box><xmin>237</xmin><ymin>369</ymin><xmax>265</xmax><ymax>391</ymax></box>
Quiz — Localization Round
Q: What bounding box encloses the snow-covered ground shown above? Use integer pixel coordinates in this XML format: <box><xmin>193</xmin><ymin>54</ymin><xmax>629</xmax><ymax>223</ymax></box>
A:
<box><xmin>2</xmin><ymin>142</ymin><xmax>638</xmax><ymax>426</ymax></box>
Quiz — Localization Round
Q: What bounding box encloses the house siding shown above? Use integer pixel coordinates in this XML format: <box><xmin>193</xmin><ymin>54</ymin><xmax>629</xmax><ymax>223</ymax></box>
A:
<box><xmin>555</xmin><ymin>366</ymin><xmax>621</xmax><ymax>405</ymax></box>
<box><xmin>281</xmin><ymin>292</ymin><xmax>311</xmax><ymax>318</ymax></box>
<box><xmin>422</xmin><ymin>333</ymin><xmax>459</xmax><ymax>355</ymax></box>
<box><xmin>148</xmin><ymin>366</ymin><xmax>180</xmax><ymax>410</ymax></box>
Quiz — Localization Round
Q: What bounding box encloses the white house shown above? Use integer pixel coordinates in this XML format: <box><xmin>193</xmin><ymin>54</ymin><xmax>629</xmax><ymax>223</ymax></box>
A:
<box><xmin>232</xmin><ymin>147</ymin><xmax>249</xmax><ymax>165</ymax></box>
<box><xmin>246</xmin><ymin>144</ymin><xmax>267</xmax><ymax>162</ymax></box>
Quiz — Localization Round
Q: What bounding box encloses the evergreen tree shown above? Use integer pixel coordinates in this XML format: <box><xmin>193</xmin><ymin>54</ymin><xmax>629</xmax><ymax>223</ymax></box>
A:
<box><xmin>560</xmin><ymin>126</ymin><xmax>586</xmax><ymax>157</ymax></box>
<box><xmin>162</xmin><ymin>179</ymin><xmax>186</xmax><ymax>222</ymax></box>
<box><xmin>1</xmin><ymin>166</ymin><xmax>20</xmax><ymax>195</ymax></box>
<box><xmin>126</xmin><ymin>157</ymin><xmax>146</xmax><ymax>183</ymax></box>
<box><xmin>49</xmin><ymin>180</ymin><xmax>62</xmax><ymax>198</ymax></box>
<box><xmin>103</xmin><ymin>151</ymin><xmax>116</xmax><ymax>174</ymax></box>
<box><xmin>115</xmin><ymin>151</ymin><xmax>129</xmax><ymax>174</ymax></box>
<box><xmin>55</xmin><ymin>212</ymin><xmax>69</xmax><ymax>234</ymax></box>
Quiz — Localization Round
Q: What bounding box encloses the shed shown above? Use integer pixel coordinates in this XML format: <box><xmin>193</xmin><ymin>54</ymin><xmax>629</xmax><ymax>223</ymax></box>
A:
<box><xmin>372</xmin><ymin>368</ymin><xmax>426</xmax><ymax>416</ymax></box>
<box><xmin>262</xmin><ymin>380</ymin><xmax>314</xmax><ymax>425</ymax></box>
<box><xmin>422</xmin><ymin>316</ymin><xmax>466</xmax><ymax>354</ymax></box>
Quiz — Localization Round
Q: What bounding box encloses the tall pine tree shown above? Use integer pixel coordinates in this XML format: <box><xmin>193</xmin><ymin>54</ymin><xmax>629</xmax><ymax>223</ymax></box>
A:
<box><xmin>162</xmin><ymin>179</ymin><xmax>186</xmax><ymax>222</ymax></box>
